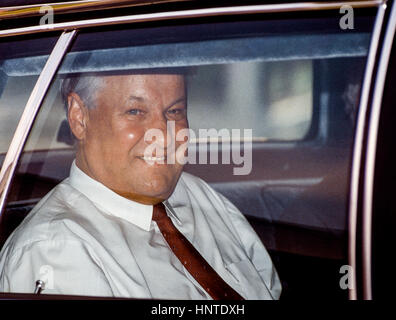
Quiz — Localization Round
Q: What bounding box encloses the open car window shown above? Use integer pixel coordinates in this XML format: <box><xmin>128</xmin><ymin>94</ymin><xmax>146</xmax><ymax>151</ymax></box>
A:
<box><xmin>1</xmin><ymin>8</ymin><xmax>375</xmax><ymax>299</ymax></box>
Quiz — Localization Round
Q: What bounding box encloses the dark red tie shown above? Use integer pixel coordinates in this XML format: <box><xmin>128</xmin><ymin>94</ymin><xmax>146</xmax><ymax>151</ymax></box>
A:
<box><xmin>153</xmin><ymin>202</ymin><xmax>244</xmax><ymax>300</ymax></box>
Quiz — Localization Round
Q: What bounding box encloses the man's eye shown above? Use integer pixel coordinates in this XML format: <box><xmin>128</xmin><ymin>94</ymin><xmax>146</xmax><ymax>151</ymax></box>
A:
<box><xmin>167</xmin><ymin>108</ymin><xmax>186</xmax><ymax>118</ymax></box>
<box><xmin>126</xmin><ymin>109</ymin><xmax>144</xmax><ymax>115</ymax></box>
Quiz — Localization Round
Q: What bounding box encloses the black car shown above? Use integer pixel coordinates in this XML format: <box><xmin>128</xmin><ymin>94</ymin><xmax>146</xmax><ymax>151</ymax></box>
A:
<box><xmin>0</xmin><ymin>0</ymin><xmax>395</xmax><ymax>300</ymax></box>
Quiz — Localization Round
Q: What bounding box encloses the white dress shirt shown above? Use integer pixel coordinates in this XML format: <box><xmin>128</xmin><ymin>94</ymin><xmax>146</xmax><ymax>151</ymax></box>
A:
<box><xmin>0</xmin><ymin>161</ymin><xmax>281</xmax><ymax>299</ymax></box>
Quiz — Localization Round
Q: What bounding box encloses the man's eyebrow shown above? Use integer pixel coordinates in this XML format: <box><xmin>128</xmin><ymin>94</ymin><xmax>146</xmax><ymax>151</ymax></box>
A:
<box><xmin>128</xmin><ymin>96</ymin><xmax>186</xmax><ymax>107</ymax></box>
<box><xmin>128</xmin><ymin>95</ymin><xmax>145</xmax><ymax>102</ymax></box>
<box><xmin>166</xmin><ymin>97</ymin><xmax>187</xmax><ymax>109</ymax></box>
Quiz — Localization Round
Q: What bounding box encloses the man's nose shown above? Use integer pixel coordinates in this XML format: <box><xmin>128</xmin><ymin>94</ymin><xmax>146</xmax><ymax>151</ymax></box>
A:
<box><xmin>146</xmin><ymin>115</ymin><xmax>174</xmax><ymax>149</ymax></box>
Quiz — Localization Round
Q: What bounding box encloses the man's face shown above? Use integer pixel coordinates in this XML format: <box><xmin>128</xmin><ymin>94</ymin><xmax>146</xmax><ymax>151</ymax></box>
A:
<box><xmin>70</xmin><ymin>74</ymin><xmax>188</xmax><ymax>204</ymax></box>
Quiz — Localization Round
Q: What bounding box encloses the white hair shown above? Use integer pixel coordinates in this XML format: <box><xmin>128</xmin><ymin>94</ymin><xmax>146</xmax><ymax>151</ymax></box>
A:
<box><xmin>61</xmin><ymin>75</ymin><xmax>105</xmax><ymax>112</ymax></box>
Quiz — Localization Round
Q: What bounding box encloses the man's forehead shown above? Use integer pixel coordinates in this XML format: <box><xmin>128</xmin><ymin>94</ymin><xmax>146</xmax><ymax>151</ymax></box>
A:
<box><xmin>99</xmin><ymin>73</ymin><xmax>186</xmax><ymax>97</ymax></box>
<box><xmin>61</xmin><ymin>69</ymin><xmax>189</xmax><ymax>104</ymax></box>
<box><xmin>85</xmin><ymin>71</ymin><xmax>187</xmax><ymax>89</ymax></box>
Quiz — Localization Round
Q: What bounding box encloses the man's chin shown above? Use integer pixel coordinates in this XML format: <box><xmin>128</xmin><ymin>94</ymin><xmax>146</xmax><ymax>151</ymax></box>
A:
<box><xmin>112</xmin><ymin>184</ymin><xmax>175</xmax><ymax>205</ymax></box>
<box><xmin>126</xmin><ymin>191</ymin><xmax>170</xmax><ymax>205</ymax></box>
<box><xmin>112</xmin><ymin>168</ymin><xmax>182</xmax><ymax>204</ymax></box>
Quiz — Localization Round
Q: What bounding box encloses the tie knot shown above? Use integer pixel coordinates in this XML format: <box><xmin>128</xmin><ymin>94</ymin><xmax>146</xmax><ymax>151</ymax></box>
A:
<box><xmin>152</xmin><ymin>202</ymin><xmax>167</xmax><ymax>222</ymax></box>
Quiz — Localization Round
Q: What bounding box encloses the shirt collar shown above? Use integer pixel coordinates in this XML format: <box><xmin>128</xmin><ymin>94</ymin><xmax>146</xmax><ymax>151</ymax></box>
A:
<box><xmin>163</xmin><ymin>200</ymin><xmax>182</xmax><ymax>226</ymax></box>
<box><xmin>68</xmin><ymin>160</ymin><xmax>153</xmax><ymax>231</ymax></box>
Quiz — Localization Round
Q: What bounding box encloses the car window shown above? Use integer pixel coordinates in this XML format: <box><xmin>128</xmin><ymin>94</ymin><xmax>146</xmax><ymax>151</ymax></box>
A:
<box><xmin>1</xmin><ymin>10</ymin><xmax>375</xmax><ymax>299</ymax></box>
<box><xmin>0</xmin><ymin>35</ymin><xmax>57</xmax><ymax>168</ymax></box>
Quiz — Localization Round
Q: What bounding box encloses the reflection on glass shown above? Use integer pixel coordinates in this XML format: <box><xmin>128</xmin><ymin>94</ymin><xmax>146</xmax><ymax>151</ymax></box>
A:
<box><xmin>0</xmin><ymin>76</ymin><xmax>40</xmax><ymax>164</ymax></box>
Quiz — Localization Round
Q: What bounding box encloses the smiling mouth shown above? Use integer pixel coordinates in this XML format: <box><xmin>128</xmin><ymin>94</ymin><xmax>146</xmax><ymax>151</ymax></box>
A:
<box><xmin>138</xmin><ymin>155</ymin><xmax>166</xmax><ymax>163</ymax></box>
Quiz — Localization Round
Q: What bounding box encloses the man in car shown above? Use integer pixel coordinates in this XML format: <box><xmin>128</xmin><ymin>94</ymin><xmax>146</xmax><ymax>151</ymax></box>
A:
<box><xmin>0</xmin><ymin>71</ymin><xmax>281</xmax><ymax>299</ymax></box>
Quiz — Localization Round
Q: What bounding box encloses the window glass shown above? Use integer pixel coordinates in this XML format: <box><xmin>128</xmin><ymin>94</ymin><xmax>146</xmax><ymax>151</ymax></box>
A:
<box><xmin>188</xmin><ymin>60</ymin><xmax>313</xmax><ymax>141</ymax></box>
<box><xmin>0</xmin><ymin>76</ymin><xmax>38</xmax><ymax>154</ymax></box>
<box><xmin>2</xmin><ymin>11</ymin><xmax>375</xmax><ymax>299</ymax></box>
<box><xmin>0</xmin><ymin>36</ymin><xmax>57</xmax><ymax>168</ymax></box>
<box><xmin>21</xmin><ymin>59</ymin><xmax>313</xmax><ymax>155</ymax></box>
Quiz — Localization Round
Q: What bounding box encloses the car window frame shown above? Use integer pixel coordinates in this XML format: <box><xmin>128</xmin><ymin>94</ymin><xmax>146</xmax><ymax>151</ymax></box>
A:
<box><xmin>357</xmin><ymin>0</ymin><xmax>396</xmax><ymax>301</ymax></box>
<box><xmin>0</xmin><ymin>30</ymin><xmax>76</xmax><ymax>219</ymax></box>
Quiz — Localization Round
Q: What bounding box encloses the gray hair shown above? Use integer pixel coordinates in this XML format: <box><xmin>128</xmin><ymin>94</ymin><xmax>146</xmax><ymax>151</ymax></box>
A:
<box><xmin>61</xmin><ymin>75</ymin><xmax>105</xmax><ymax>113</ymax></box>
<box><xmin>61</xmin><ymin>70</ymin><xmax>191</xmax><ymax>113</ymax></box>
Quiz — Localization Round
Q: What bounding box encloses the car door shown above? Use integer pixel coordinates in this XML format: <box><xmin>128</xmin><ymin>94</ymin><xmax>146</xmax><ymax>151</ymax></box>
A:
<box><xmin>0</xmin><ymin>0</ymin><xmax>384</xmax><ymax>300</ymax></box>
<box><xmin>350</xmin><ymin>0</ymin><xmax>396</xmax><ymax>300</ymax></box>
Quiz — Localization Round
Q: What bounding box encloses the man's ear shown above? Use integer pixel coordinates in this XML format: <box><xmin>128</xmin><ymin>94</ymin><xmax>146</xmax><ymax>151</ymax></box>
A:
<box><xmin>67</xmin><ymin>92</ymin><xmax>89</xmax><ymax>141</ymax></box>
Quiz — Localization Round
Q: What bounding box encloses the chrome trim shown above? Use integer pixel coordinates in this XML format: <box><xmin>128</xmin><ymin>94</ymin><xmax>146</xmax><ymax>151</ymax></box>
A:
<box><xmin>0</xmin><ymin>0</ymin><xmax>180</xmax><ymax>20</ymax></box>
<box><xmin>0</xmin><ymin>30</ymin><xmax>76</xmax><ymax>217</ymax></box>
<box><xmin>0</xmin><ymin>1</ymin><xmax>383</xmax><ymax>38</ymax></box>
<box><xmin>34</xmin><ymin>280</ymin><xmax>45</xmax><ymax>294</ymax></box>
<box><xmin>348</xmin><ymin>3</ymin><xmax>386</xmax><ymax>300</ymax></box>
<box><xmin>362</xmin><ymin>0</ymin><xmax>396</xmax><ymax>300</ymax></box>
